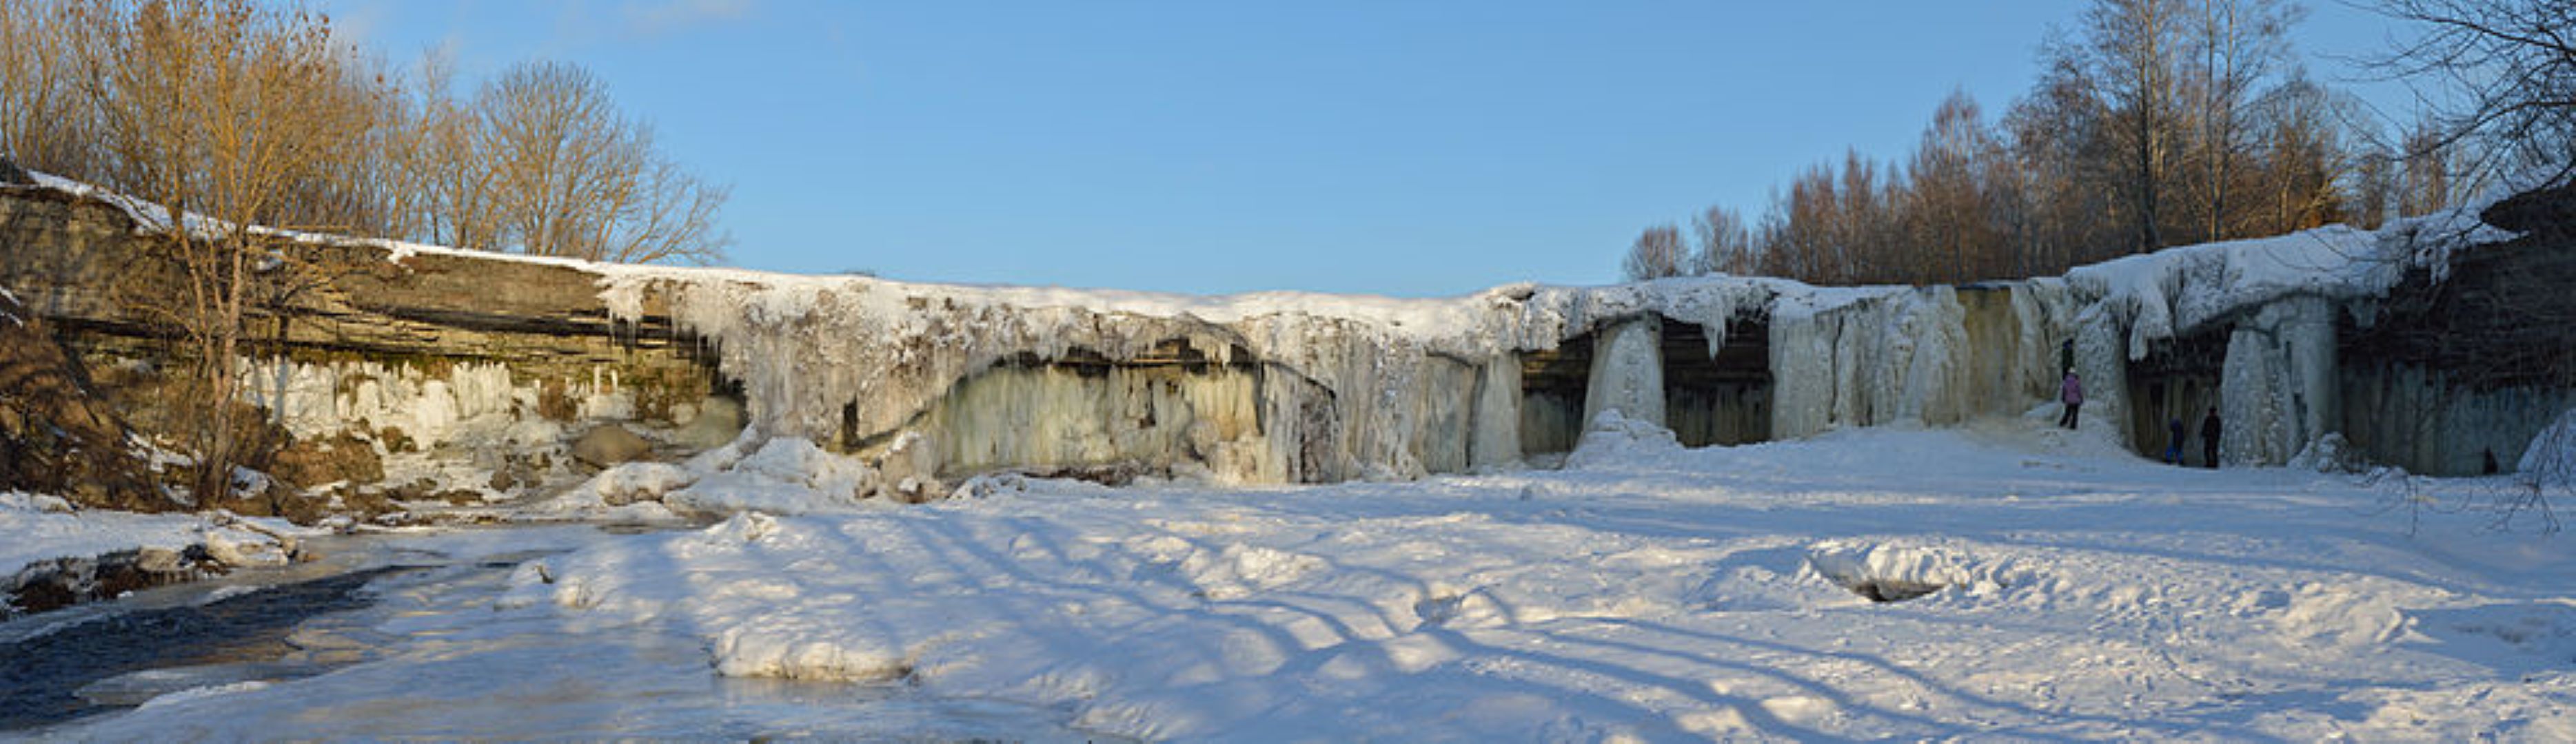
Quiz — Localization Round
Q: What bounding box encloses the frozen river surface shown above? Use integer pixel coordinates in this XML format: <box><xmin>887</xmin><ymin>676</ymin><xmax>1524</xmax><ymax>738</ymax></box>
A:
<box><xmin>1</xmin><ymin>526</ymin><xmax>1106</xmax><ymax>742</ymax></box>
<box><xmin>4</xmin><ymin>420</ymin><xmax>2575</xmax><ymax>741</ymax></box>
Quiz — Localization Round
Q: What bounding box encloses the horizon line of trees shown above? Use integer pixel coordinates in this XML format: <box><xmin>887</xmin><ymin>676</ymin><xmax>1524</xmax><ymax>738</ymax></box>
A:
<box><xmin>1625</xmin><ymin>0</ymin><xmax>2574</xmax><ymax>287</ymax></box>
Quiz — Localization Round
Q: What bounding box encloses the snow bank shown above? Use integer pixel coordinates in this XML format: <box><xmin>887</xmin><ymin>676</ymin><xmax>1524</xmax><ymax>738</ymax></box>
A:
<box><xmin>2</xmin><ymin>492</ymin><xmax>287</xmax><ymax>574</ymax></box>
<box><xmin>485</xmin><ymin>424</ymin><xmax>2576</xmax><ymax>741</ymax></box>
<box><xmin>3</xmin><ymin>490</ymin><xmax>310</xmax><ymax>614</ymax></box>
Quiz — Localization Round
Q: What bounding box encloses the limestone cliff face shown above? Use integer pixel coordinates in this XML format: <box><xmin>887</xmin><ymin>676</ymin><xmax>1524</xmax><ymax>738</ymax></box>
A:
<box><xmin>0</xmin><ymin>287</ymin><xmax>164</xmax><ymax>510</ymax></box>
<box><xmin>0</xmin><ymin>184</ymin><xmax>723</xmax><ymax>513</ymax></box>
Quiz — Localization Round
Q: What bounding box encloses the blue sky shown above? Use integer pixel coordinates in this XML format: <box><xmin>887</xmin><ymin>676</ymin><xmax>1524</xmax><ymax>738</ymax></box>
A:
<box><xmin>318</xmin><ymin>1</ymin><xmax>2423</xmax><ymax>298</ymax></box>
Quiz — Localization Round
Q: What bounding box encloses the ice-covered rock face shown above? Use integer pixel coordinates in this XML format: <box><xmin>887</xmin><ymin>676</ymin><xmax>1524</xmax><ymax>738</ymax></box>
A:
<box><xmin>597</xmin><ymin>271</ymin><xmax>1784</xmax><ymax>484</ymax></box>
<box><xmin>235</xmin><ymin>358</ymin><xmax>634</xmax><ymax>452</ymax></box>
<box><xmin>594</xmin><ymin>207</ymin><xmax>2512</xmax><ymax>483</ymax></box>
<box><xmin>579</xmin><ymin>217</ymin><xmax>2490</xmax><ymax>484</ymax></box>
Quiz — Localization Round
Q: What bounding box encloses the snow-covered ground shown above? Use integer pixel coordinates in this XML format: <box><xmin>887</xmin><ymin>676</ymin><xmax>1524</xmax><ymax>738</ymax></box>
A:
<box><xmin>2</xmin><ymin>493</ymin><xmax>305</xmax><ymax>586</ymax></box>
<box><xmin>18</xmin><ymin>413</ymin><xmax>2573</xmax><ymax>741</ymax></box>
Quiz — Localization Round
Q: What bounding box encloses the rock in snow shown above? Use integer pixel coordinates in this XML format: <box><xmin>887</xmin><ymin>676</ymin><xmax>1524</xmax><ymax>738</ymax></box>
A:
<box><xmin>569</xmin><ymin>425</ymin><xmax>653</xmax><ymax>469</ymax></box>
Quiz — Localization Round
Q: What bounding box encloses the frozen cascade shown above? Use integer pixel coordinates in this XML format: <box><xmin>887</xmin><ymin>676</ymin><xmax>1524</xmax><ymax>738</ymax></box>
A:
<box><xmin>570</xmin><ymin>211</ymin><xmax>2499</xmax><ymax>482</ymax></box>
<box><xmin>237</xmin><ymin>359</ymin><xmax>549</xmax><ymax>448</ymax></box>
<box><xmin>921</xmin><ymin>360</ymin><xmax>1273</xmax><ymax>484</ymax></box>
<box><xmin>2220</xmin><ymin>297</ymin><xmax>2342</xmax><ymax>465</ymax></box>
<box><xmin>598</xmin><ymin>271</ymin><xmax>1783</xmax><ymax>484</ymax></box>
<box><xmin>1766</xmin><ymin>285</ymin><xmax>2085</xmax><ymax>440</ymax></box>
<box><xmin>19</xmin><ymin>163</ymin><xmax>2546</xmax><ymax>494</ymax></box>
<box><xmin>1466</xmin><ymin>358</ymin><xmax>1523</xmax><ymax>470</ymax></box>
<box><xmin>1581</xmin><ymin>316</ymin><xmax>1665</xmax><ymax>429</ymax></box>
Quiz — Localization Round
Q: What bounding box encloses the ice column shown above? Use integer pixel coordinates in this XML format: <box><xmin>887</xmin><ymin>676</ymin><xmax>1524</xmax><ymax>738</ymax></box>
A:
<box><xmin>2219</xmin><ymin>296</ymin><xmax>2340</xmax><ymax>465</ymax></box>
<box><xmin>1583</xmin><ymin>316</ymin><xmax>1666</xmax><ymax>428</ymax></box>
<box><xmin>1468</xmin><ymin>356</ymin><xmax>1522</xmax><ymax>469</ymax></box>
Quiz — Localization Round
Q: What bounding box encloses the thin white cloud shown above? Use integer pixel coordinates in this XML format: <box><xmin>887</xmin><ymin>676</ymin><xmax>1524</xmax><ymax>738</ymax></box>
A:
<box><xmin>622</xmin><ymin>0</ymin><xmax>754</xmax><ymax>39</ymax></box>
<box><xmin>321</xmin><ymin>0</ymin><xmax>394</xmax><ymax>53</ymax></box>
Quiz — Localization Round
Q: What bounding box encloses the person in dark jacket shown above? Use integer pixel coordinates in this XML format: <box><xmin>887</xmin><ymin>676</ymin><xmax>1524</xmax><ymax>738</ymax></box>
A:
<box><xmin>2200</xmin><ymin>407</ymin><xmax>2221</xmax><ymax>468</ymax></box>
<box><xmin>2165</xmin><ymin>417</ymin><xmax>2185</xmax><ymax>464</ymax></box>
<box><xmin>2059</xmin><ymin>372</ymin><xmax>2084</xmax><ymax>428</ymax></box>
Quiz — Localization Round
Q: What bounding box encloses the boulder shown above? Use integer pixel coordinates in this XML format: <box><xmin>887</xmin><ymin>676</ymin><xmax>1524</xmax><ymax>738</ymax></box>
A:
<box><xmin>571</xmin><ymin>424</ymin><xmax>653</xmax><ymax>468</ymax></box>
<box><xmin>267</xmin><ymin>433</ymin><xmax>386</xmax><ymax>490</ymax></box>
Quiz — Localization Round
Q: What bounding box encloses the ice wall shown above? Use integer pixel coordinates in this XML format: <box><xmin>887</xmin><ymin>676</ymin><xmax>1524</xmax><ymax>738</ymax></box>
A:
<box><xmin>576</xmin><ymin>210</ymin><xmax>2502</xmax><ymax>483</ymax></box>
<box><xmin>2343</xmin><ymin>364</ymin><xmax>2576</xmax><ymax>475</ymax></box>
<box><xmin>920</xmin><ymin>360</ymin><xmax>1271</xmax><ymax>484</ymax></box>
<box><xmin>1767</xmin><ymin>284</ymin><xmax>2081</xmax><ymax>439</ymax></box>
<box><xmin>598</xmin><ymin>271</ymin><xmax>1781</xmax><ymax>485</ymax></box>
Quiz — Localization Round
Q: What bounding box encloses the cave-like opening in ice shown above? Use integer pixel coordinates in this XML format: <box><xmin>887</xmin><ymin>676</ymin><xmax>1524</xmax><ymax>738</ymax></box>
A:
<box><xmin>2124</xmin><ymin>327</ymin><xmax>2229</xmax><ymax>464</ymax></box>
<box><xmin>1518</xmin><ymin>334</ymin><xmax>1592</xmax><ymax>460</ymax></box>
<box><xmin>1662</xmin><ymin>315</ymin><xmax>1772</xmax><ymax>447</ymax></box>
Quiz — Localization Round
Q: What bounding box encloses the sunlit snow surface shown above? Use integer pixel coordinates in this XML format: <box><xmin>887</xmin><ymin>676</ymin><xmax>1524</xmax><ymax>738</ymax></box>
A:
<box><xmin>23</xmin><ymin>420</ymin><xmax>2575</xmax><ymax>742</ymax></box>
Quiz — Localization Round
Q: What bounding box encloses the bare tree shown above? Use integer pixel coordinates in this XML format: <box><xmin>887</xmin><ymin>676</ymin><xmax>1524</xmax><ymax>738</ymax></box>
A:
<box><xmin>2085</xmin><ymin>0</ymin><xmax>2193</xmax><ymax>253</ymax></box>
<box><xmin>2005</xmin><ymin>40</ymin><xmax>2122</xmax><ymax>273</ymax></box>
<box><xmin>69</xmin><ymin>0</ymin><xmax>376</xmax><ymax>502</ymax></box>
<box><xmin>2398</xmin><ymin>117</ymin><xmax>2457</xmax><ymax>216</ymax></box>
<box><xmin>1621</xmin><ymin>223</ymin><xmax>1687</xmax><ymax>282</ymax></box>
<box><xmin>2350</xmin><ymin>147</ymin><xmax>2397</xmax><ymax>229</ymax></box>
<box><xmin>473</xmin><ymin>60</ymin><xmax>729</xmax><ymax>264</ymax></box>
<box><xmin>0</xmin><ymin>0</ymin><xmax>96</xmax><ymax>175</ymax></box>
<box><xmin>2184</xmin><ymin>0</ymin><xmax>2302</xmax><ymax>243</ymax></box>
<box><xmin>2250</xmin><ymin>72</ymin><xmax>2356</xmax><ymax>232</ymax></box>
<box><xmin>2374</xmin><ymin>0</ymin><xmax>2576</xmax><ymax>185</ymax></box>
<box><xmin>1907</xmin><ymin>90</ymin><xmax>2007</xmax><ymax>284</ymax></box>
<box><xmin>1692</xmin><ymin>205</ymin><xmax>1756</xmax><ymax>276</ymax></box>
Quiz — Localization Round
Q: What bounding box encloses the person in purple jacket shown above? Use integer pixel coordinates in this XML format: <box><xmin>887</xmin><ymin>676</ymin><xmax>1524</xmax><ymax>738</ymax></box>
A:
<box><xmin>2058</xmin><ymin>371</ymin><xmax>2083</xmax><ymax>429</ymax></box>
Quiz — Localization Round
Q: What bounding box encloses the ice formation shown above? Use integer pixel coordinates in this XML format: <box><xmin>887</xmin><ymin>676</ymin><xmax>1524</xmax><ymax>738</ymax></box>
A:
<box><xmin>577</xmin><ymin>209</ymin><xmax>2523</xmax><ymax>485</ymax></box>
<box><xmin>18</xmin><ymin>171</ymin><xmax>2542</xmax><ymax>487</ymax></box>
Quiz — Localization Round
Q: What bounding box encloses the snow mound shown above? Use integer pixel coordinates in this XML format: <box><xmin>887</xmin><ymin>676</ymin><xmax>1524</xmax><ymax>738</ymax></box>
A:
<box><xmin>1128</xmin><ymin>534</ymin><xmax>1328</xmax><ymax>601</ymax></box>
<box><xmin>1801</xmin><ymin>538</ymin><xmax>2029</xmax><ymax>602</ymax></box>
<box><xmin>593</xmin><ymin>462</ymin><xmax>696</xmax><ymax>505</ymax></box>
<box><xmin>666</xmin><ymin>437</ymin><xmax>876</xmax><ymax>516</ymax></box>
<box><xmin>2517</xmin><ymin>407</ymin><xmax>2576</xmax><ymax>486</ymax></box>
<box><xmin>1563</xmin><ymin>409</ymin><xmax>1682</xmax><ymax>470</ymax></box>
<box><xmin>711</xmin><ymin>620</ymin><xmax>913</xmax><ymax>682</ymax></box>
<box><xmin>2288</xmin><ymin>432</ymin><xmax>2369</xmax><ymax>473</ymax></box>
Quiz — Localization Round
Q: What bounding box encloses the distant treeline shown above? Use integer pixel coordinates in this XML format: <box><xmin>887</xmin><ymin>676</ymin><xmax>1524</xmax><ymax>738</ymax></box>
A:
<box><xmin>0</xmin><ymin>0</ymin><xmax>729</xmax><ymax>265</ymax></box>
<box><xmin>1625</xmin><ymin>0</ymin><xmax>2575</xmax><ymax>286</ymax></box>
